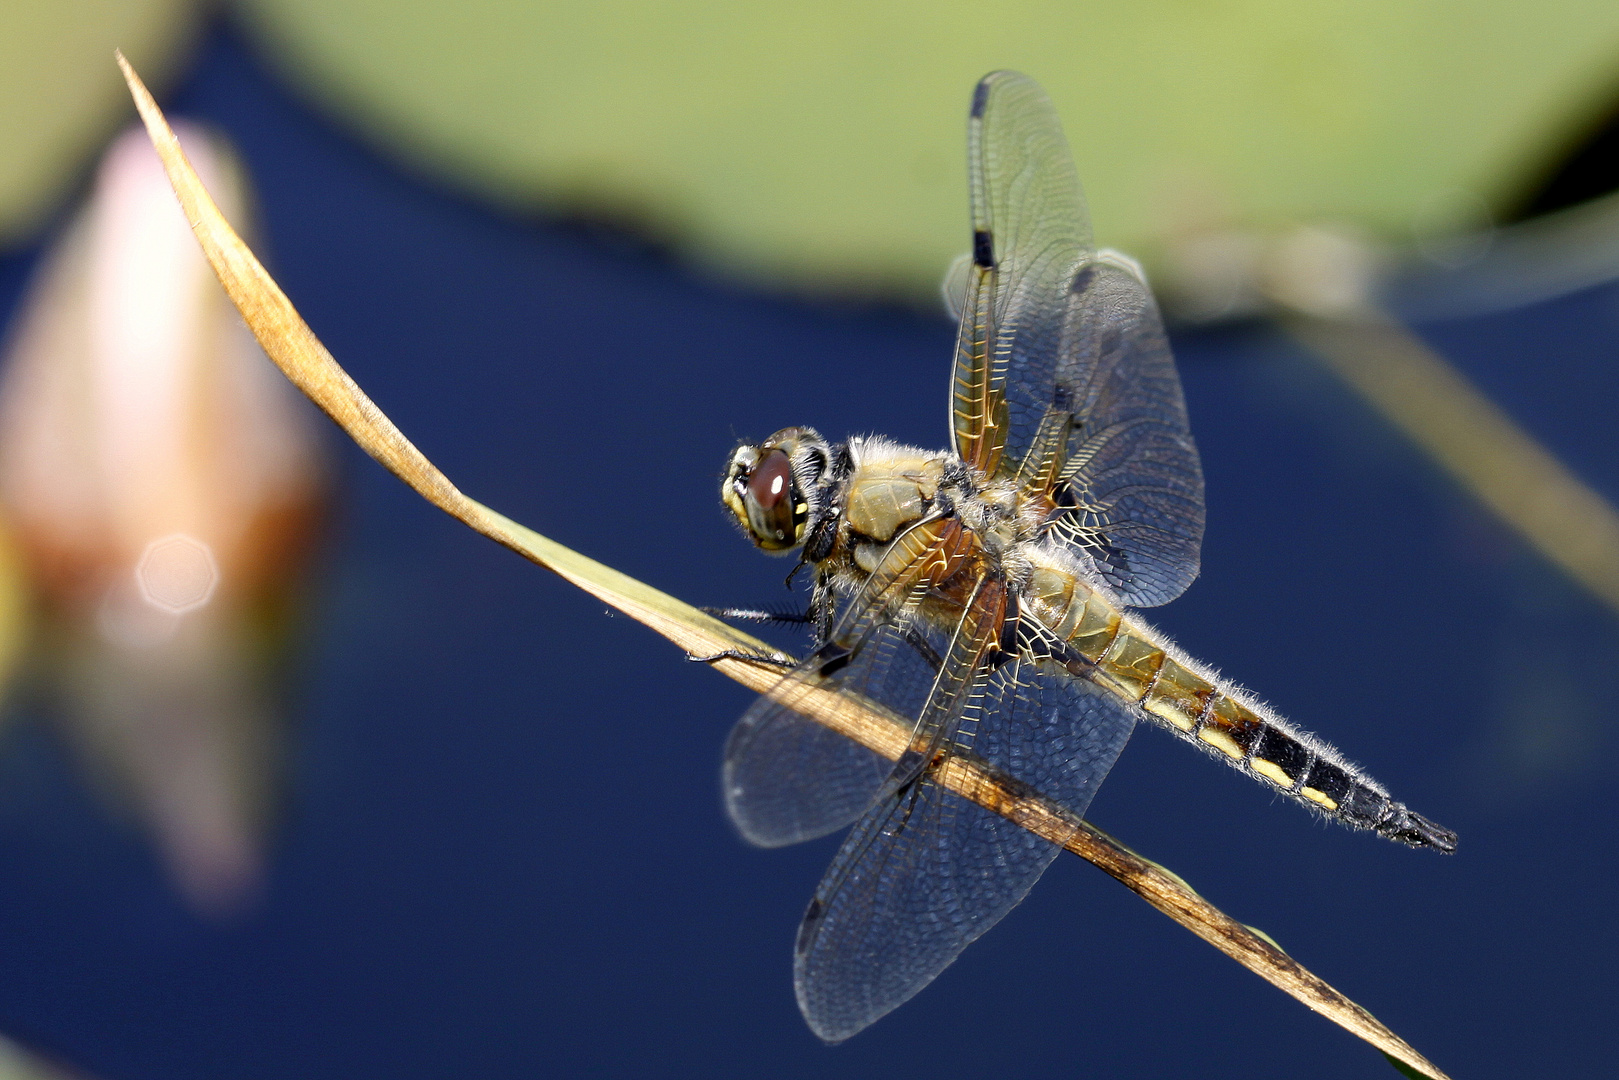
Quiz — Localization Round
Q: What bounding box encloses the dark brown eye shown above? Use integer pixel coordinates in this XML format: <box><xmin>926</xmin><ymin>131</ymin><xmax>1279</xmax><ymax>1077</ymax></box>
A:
<box><xmin>747</xmin><ymin>449</ymin><xmax>792</xmax><ymax>510</ymax></box>
<box><xmin>741</xmin><ymin>448</ymin><xmax>801</xmax><ymax>549</ymax></box>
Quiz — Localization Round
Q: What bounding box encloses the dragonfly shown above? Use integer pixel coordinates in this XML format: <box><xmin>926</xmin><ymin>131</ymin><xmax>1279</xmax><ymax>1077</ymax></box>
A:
<box><xmin>708</xmin><ymin>70</ymin><xmax>1457</xmax><ymax>1044</ymax></box>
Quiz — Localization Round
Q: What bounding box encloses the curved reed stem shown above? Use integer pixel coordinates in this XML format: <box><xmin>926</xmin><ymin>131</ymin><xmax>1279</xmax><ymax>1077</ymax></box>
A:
<box><xmin>117</xmin><ymin>51</ymin><xmax>1448</xmax><ymax>1080</ymax></box>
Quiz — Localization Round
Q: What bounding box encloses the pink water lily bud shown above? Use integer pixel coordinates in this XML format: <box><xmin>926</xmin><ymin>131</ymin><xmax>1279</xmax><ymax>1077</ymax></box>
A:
<box><xmin>0</xmin><ymin>122</ymin><xmax>326</xmax><ymax>918</ymax></box>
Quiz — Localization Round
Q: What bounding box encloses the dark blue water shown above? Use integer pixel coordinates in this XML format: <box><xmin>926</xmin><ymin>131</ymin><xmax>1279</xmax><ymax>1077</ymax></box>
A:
<box><xmin>0</xmin><ymin>24</ymin><xmax>1612</xmax><ymax>1079</ymax></box>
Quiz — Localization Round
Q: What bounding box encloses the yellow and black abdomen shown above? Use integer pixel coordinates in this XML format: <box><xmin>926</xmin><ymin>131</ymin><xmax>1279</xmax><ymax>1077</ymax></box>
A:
<box><xmin>1024</xmin><ymin>561</ymin><xmax>1456</xmax><ymax>851</ymax></box>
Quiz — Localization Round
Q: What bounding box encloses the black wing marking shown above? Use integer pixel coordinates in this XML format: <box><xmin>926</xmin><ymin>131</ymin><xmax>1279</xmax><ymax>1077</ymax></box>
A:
<box><xmin>792</xmin><ymin>656</ymin><xmax>1137</xmax><ymax>1043</ymax></box>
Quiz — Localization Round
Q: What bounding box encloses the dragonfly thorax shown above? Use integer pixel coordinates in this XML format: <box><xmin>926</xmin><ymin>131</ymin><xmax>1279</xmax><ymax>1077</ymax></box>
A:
<box><xmin>814</xmin><ymin>435</ymin><xmax>1041</xmax><ymax>601</ymax></box>
<box><xmin>723</xmin><ymin>429</ymin><xmax>1050</xmax><ymax>640</ymax></box>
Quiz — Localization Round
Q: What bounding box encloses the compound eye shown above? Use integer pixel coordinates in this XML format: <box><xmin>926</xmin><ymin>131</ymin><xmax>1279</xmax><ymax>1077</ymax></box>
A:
<box><xmin>747</xmin><ymin>449</ymin><xmax>792</xmax><ymax>511</ymax></box>
<box><xmin>743</xmin><ymin>449</ymin><xmax>800</xmax><ymax>549</ymax></box>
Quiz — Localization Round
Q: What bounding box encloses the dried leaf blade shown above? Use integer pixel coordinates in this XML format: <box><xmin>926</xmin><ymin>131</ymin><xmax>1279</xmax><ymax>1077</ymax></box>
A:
<box><xmin>115</xmin><ymin>52</ymin><xmax>1450</xmax><ymax>1080</ymax></box>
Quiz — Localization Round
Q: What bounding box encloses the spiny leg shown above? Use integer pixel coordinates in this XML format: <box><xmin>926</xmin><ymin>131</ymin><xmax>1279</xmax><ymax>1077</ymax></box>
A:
<box><xmin>693</xmin><ymin>606</ymin><xmax>810</xmax><ymax>666</ymax></box>
<box><xmin>701</xmin><ymin>605</ymin><xmax>813</xmax><ymax>625</ymax></box>
<box><xmin>686</xmin><ymin>648</ymin><xmax>798</xmax><ymax>668</ymax></box>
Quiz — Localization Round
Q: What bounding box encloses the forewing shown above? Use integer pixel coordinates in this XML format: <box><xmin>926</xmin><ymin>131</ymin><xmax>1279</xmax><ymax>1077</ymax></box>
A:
<box><xmin>1040</xmin><ymin>256</ymin><xmax>1205</xmax><ymax>607</ymax></box>
<box><xmin>950</xmin><ymin>72</ymin><xmax>1204</xmax><ymax>606</ymax></box>
<box><xmin>951</xmin><ymin>71</ymin><xmax>1091</xmax><ymax>476</ymax></box>
<box><xmin>792</xmin><ymin>659</ymin><xmax>1137</xmax><ymax>1043</ymax></box>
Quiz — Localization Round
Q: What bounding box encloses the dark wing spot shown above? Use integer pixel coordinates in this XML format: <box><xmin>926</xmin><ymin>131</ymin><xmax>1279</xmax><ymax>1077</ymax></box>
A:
<box><xmin>997</xmin><ymin>592</ymin><xmax>1021</xmax><ymax>658</ymax></box>
<box><xmin>812</xmin><ymin>641</ymin><xmax>853</xmax><ymax>678</ymax></box>
<box><xmin>970</xmin><ymin>77</ymin><xmax>992</xmax><ymax>119</ymax></box>
<box><xmin>796</xmin><ymin>897</ymin><xmax>825</xmax><ymax>954</ymax></box>
<box><xmin>973</xmin><ymin>228</ymin><xmax>995</xmax><ymax>269</ymax></box>
<box><xmin>1081</xmin><ymin>531</ymin><xmax>1132</xmax><ymax>580</ymax></box>
<box><xmin>1070</xmin><ymin>263</ymin><xmax>1097</xmax><ymax>295</ymax></box>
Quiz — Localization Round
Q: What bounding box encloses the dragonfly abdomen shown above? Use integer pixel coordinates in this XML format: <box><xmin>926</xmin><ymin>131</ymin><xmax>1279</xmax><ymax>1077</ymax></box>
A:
<box><xmin>1027</xmin><ymin>568</ymin><xmax>1456</xmax><ymax>851</ymax></box>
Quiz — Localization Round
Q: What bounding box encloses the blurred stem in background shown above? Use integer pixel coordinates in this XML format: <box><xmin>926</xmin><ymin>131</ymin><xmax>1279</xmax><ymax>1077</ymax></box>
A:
<box><xmin>1287</xmin><ymin>311</ymin><xmax>1619</xmax><ymax>615</ymax></box>
<box><xmin>1158</xmin><ymin>210</ymin><xmax>1619</xmax><ymax>620</ymax></box>
<box><xmin>0</xmin><ymin>1033</ymin><xmax>82</xmax><ymax>1080</ymax></box>
<box><xmin>3</xmin><ymin>4</ymin><xmax>1618</xmax><ymax>651</ymax></box>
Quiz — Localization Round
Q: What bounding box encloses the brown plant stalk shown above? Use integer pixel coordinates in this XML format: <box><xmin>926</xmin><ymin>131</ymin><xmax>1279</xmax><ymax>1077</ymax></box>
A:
<box><xmin>116</xmin><ymin>52</ymin><xmax>1448</xmax><ymax>1080</ymax></box>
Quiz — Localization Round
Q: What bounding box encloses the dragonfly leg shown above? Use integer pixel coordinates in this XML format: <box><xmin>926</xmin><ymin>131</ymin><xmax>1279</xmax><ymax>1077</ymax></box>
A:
<box><xmin>809</xmin><ymin>572</ymin><xmax>837</xmax><ymax>645</ymax></box>
<box><xmin>686</xmin><ymin>647</ymin><xmax>798</xmax><ymax>668</ymax></box>
<box><xmin>701</xmin><ymin>605</ymin><xmax>812</xmax><ymax>625</ymax></box>
<box><xmin>896</xmin><ymin>624</ymin><xmax>944</xmax><ymax>673</ymax></box>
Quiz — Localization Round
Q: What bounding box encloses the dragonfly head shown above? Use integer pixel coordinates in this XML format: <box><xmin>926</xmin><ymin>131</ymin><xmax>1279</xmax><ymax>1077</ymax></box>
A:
<box><xmin>721</xmin><ymin>427</ymin><xmax>828</xmax><ymax>553</ymax></box>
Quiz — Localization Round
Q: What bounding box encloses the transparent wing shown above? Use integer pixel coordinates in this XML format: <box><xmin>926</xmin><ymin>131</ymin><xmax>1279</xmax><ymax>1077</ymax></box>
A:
<box><xmin>952</xmin><ymin>71</ymin><xmax>1204</xmax><ymax>606</ymax></box>
<box><xmin>952</xmin><ymin>70</ymin><xmax>1090</xmax><ymax>476</ymax></box>
<box><xmin>723</xmin><ymin>616</ymin><xmax>942</xmax><ymax>849</ymax></box>
<box><xmin>724</xmin><ymin>519</ymin><xmax>962</xmax><ymax>848</ymax></box>
<box><xmin>1037</xmin><ymin>255</ymin><xmax>1205</xmax><ymax>607</ymax></box>
<box><xmin>792</xmin><ymin>657</ymin><xmax>1137</xmax><ymax>1043</ymax></box>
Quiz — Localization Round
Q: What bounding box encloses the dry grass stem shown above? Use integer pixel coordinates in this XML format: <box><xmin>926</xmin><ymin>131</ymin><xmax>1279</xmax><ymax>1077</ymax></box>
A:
<box><xmin>118</xmin><ymin>52</ymin><xmax>1448</xmax><ymax>1080</ymax></box>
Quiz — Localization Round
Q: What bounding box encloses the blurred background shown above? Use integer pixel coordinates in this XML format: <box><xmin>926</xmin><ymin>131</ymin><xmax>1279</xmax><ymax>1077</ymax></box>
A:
<box><xmin>0</xmin><ymin>2</ymin><xmax>1617</xmax><ymax>1077</ymax></box>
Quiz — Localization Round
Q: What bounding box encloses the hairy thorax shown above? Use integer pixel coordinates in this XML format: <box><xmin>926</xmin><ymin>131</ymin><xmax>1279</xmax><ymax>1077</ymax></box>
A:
<box><xmin>824</xmin><ymin>436</ymin><xmax>1059</xmax><ymax>615</ymax></box>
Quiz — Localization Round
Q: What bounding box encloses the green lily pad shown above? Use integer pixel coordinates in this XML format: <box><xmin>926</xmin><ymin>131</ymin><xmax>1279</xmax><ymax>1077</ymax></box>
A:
<box><xmin>235</xmin><ymin>0</ymin><xmax>1619</xmax><ymax>295</ymax></box>
<box><xmin>0</xmin><ymin>0</ymin><xmax>201</xmax><ymax>246</ymax></box>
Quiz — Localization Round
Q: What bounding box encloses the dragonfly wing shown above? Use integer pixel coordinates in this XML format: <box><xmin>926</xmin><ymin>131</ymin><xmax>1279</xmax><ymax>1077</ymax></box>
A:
<box><xmin>793</xmin><ymin>659</ymin><xmax>1137</xmax><ymax>1043</ymax></box>
<box><xmin>723</xmin><ymin>616</ymin><xmax>943</xmax><ymax>848</ymax></box>
<box><xmin>955</xmin><ymin>72</ymin><xmax>1204</xmax><ymax>606</ymax></box>
<box><xmin>724</xmin><ymin>518</ymin><xmax>964</xmax><ymax>848</ymax></box>
<box><xmin>1042</xmin><ymin>254</ymin><xmax>1205</xmax><ymax>607</ymax></box>
<box><xmin>952</xmin><ymin>71</ymin><xmax>1092</xmax><ymax>476</ymax></box>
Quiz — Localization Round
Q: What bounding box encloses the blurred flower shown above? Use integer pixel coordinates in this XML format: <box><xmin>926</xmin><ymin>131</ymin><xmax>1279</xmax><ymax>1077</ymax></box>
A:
<box><xmin>0</xmin><ymin>123</ymin><xmax>326</xmax><ymax>917</ymax></box>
